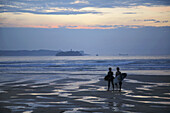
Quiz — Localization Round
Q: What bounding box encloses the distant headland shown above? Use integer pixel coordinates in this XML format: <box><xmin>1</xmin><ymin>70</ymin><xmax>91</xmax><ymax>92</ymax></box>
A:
<box><xmin>56</xmin><ymin>50</ymin><xmax>86</xmax><ymax>56</ymax></box>
<box><xmin>0</xmin><ymin>50</ymin><xmax>88</xmax><ymax>56</ymax></box>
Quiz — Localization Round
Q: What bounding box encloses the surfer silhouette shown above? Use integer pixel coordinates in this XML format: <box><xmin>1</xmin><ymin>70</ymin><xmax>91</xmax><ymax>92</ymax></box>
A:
<box><xmin>107</xmin><ymin>67</ymin><xmax>114</xmax><ymax>91</ymax></box>
<box><xmin>115</xmin><ymin>67</ymin><xmax>122</xmax><ymax>91</ymax></box>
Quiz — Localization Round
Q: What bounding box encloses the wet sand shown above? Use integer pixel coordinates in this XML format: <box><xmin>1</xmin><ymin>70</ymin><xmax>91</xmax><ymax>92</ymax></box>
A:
<box><xmin>0</xmin><ymin>74</ymin><xmax>170</xmax><ymax>113</ymax></box>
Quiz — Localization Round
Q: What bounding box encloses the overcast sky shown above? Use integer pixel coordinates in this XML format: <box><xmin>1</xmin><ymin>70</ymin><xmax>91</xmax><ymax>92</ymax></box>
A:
<box><xmin>0</xmin><ymin>0</ymin><xmax>170</xmax><ymax>55</ymax></box>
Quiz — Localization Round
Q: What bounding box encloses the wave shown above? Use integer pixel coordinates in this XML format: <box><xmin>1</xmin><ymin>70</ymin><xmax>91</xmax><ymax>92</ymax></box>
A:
<box><xmin>0</xmin><ymin>63</ymin><xmax>57</xmax><ymax>67</ymax></box>
<box><xmin>0</xmin><ymin>60</ymin><xmax>136</xmax><ymax>67</ymax></box>
<box><xmin>0</xmin><ymin>59</ymin><xmax>170</xmax><ymax>73</ymax></box>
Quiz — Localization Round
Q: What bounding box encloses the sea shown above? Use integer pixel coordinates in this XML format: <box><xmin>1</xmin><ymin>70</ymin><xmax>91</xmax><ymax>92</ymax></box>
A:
<box><xmin>0</xmin><ymin>56</ymin><xmax>170</xmax><ymax>84</ymax></box>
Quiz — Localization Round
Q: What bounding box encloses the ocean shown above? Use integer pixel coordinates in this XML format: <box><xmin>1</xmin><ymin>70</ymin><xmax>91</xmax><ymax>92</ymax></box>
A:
<box><xmin>0</xmin><ymin>56</ymin><xmax>170</xmax><ymax>75</ymax></box>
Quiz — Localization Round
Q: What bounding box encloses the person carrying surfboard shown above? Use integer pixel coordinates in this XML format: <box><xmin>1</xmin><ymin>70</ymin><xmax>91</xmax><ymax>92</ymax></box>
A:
<box><xmin>115</xmin><ymin>67</ymin><xmax>122</xmax><ymax>91</ymax></box>
<box><xmin>107</xmin><ymin>67</ymin><xmax>114</xmax><ymax>91</ymax></box>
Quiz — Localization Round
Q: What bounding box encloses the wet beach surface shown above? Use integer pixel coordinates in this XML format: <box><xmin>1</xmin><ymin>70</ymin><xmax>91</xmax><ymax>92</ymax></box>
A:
<box><xmin>0</xmin><ymin>74</ymin><xmax>170</xmax><ymax>113</ymax></box>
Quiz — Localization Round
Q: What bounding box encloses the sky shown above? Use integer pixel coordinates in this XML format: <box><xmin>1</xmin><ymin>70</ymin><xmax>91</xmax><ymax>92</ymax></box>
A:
<box><xmin>0</xmin><ymin>0</ymin><xmax>170</xmax><ymax>55</ymax></box>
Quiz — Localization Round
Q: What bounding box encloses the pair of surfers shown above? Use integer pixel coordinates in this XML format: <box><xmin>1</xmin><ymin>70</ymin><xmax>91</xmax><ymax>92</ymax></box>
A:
<box><xmin>107</xmin><ymin>67</ymin><xmax>122</xmax><ymax>91</ymax></box>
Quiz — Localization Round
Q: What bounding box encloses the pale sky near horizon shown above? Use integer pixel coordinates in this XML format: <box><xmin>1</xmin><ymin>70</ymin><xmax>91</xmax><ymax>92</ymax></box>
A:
<box><xmin>0</xmin><ymin>0</ymin><xmax>170</xmax><ymax>55</ymax></box>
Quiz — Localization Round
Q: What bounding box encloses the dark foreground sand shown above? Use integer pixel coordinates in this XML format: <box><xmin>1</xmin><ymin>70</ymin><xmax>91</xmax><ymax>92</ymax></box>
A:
<box><xmin>0</xmin><ymin>75</ymin><xmax>170</xmax><ymax>113</ymax></box>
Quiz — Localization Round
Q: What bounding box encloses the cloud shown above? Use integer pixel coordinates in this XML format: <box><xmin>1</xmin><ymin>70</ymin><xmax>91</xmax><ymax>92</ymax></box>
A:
<box><xmin>0</xmin><ymin>0</ymin><xmax>170</xmax><ymax>15</ymax></box>
<box><xmin>60</xmin><ymin>25</ymin><xmax>143</xmax><ymax>29</ymax></box>
<box><xmin>123</xmin><ymin>12</ymin><xmax>137</xmax><ymax>14</ymax></box>
<box><xmin>70</xmin><ymin>0</ymin><xmax>89</xmax><ymax>4</ymax></box>
<box><xmin>0</xmin><ymin>1</ymin><xmax>169</xmax><ymax>28</ymax></box>
<box><xmin>9</xmin><ymin>24</ymin><xmax>143</xmax><ymax>29</ymax></box>
<box><xmin>162</xmin><ymin>20</ymin><xmax>168</xmax><ymax>23</ymax></box>
<box><xmin>155</xmin><ymin>21</ymin><xmax>161</xmax><ymax>23</ymax></box>
<box><xmin>1</xmin><ymin>10</ymin><xmax>100</xmax><ymax>15</ymax></box>
<box><xmin>0</xmin><ymin>6</ymin><xmax>100</xmax><ymax>15</ymax></box>
<box><xmin>134</xmin><ymin>19</ymin><xmax>169</xmax><ymax>23</ymax></box>
<box><xmin>144</xmin><ymin>19</ymin><xmax>156</xmax><ymax>21</ymax></box>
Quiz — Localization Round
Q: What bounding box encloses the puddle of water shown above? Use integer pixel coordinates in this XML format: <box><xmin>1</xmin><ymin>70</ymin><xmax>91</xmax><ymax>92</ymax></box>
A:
<box><xmin>125</xmin><ymin>79</ymin><xmax>145</xmax><ymax>84</ymax></box>
<box><xmin>96</xmin><ymin>86</ymin><xmax>107</xmax><ymax>91</ymax></box>
<box><xmin>164</xmin><ymin>93</ymin><xmax>170</xmax><ymax>95</ymax></box>
<box><xmin>126</xmin><ymin>94</ymin><xmax>170</xmax><ymax>100</ymax></box>
<box><xmin>136</xmin><ymin>87</ymin><xmax>151</xmax><ymax>91</ymax></box>
<box><xmin>121</xmin><ymin>103</ymin><xmax>135</xmax><ymax>108</ymax></box>
<box><xmin>19</xmin><ymin>87</ymin><xmax>85</xmax><ymax>98</ymax></box>
<box><xmin>124</xmin><ymin>98</ymin><xmax>170</xmax><ymax>105</ymax></box>
<box><xmin>0</xmin><ymin>90</ymin><xmax>7</xmax><ymax>93</ymax></box>
<box><xmin>18</xmin><ymin>92</ymin><xmax>59</xmax><ymax>96</ymax></box>
<box><xmin>16</xmin><ymin>102</ymin><xmax>57</xmax><ymax>108</ymax></box>
<box><xmin>12</xmin><ymin>84</ymin><xmax>29</xmax><ymax>87</ymax></box>
<box><xmin>0</xmin><ymin>100</ymin><xmax>10</xmax><ymax>103</ymax></box>
<box><xmin>36</xmin><ymin>96</ymin><xmax>54</xmax><ymax>99</ymax></box>
<box><xmin>79</xmin><ymin>85</ymin><xmax>106</xmax><ymax>91</ymax></box>
<box><xmin>5</xmin><ymin>106</ymin><xmax>26</xmax><ymax>111</ymax></box>
<box><xmin>11</xmin><ymin>99</ymin><xmax>35</xmax><ymax>102</ymax></box>
<box><xmin>63</xmin><ymin>107</ymin><xmax>101</xmax><ymax>113</ymax></box>
<box><xmin>38</xmin><ymin>101</ymin><xmax>68</xmax><ymax>104</ymax></box>
<box><xmin>136</xmin><ymin>85</ymin><xmax>156</xmax><ymax>91</ymax></box>
<box><xmin>76</xmin><ymin>96</ymin><xmax>106</xmax><ymax>104</ymax></box>
<box><xmin>49</xmin><ymin>82</ymin><xmax>57</xmax><ymax>85</ymax></box>
<box><xmin>125</xmin><ymin>79</ymin><xmax>170</xmax><ymax>86</ymax></box>
<box><xmin>121</xmin><ymin>89</ymin><xmax>134</xmax><ymax>95</ymax></box>
<box><xmin>53</xmin><ymin>89</ymin><xmax>73</xmax><ymax>97</ymax></box>
<box><xmin>30</xmin><ymin>85</ymin><xmax>48</xmax><ymax>88</ymax></box>
<box><xmin>23</xmin><ymin>110</ymin><xmax>33</xmax><ymax>113</ymax></box>
<box><xmin>112</xmin><ymin>102</ymin><xmax>120</xmax><ymax>112</ymax></box>
<box><xmin>59</xmin><ymin>92</ymin><xmax>72</xmax><ymax>97</ymax></box>
<box><xmin>53</xmin><ymin>89</ymin><xmax>71</xmax><ymax>92</ymax></box>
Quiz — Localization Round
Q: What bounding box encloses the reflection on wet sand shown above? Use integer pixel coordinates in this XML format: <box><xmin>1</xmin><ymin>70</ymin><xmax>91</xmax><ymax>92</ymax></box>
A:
<box><xmin>120</xmin><ymin>77</ymin><xmax>170</xmax><ymax>112</ymax></box>
<box><xmin>76</xmin><ymin>96</ymin><xmax>106</xmax><ymax>104</ymax></box>
<box><xmin>124</xmin><ymin>98</ymin><xmax>170</xmax><ymax>105</ymax></box>
<box><xmin>125</xmin><ymin>78</ymin><xmax>170</xmax><ymax>86</ymax></box>
<box><xmin>0</xmin><ymin>75</ymin><xmax>170</xmax><ymax>113</ymax></box>
<box><xmin>126</xmin><ymin>94</ymin><xmax>170</xmax><ymax>100</ymax></box>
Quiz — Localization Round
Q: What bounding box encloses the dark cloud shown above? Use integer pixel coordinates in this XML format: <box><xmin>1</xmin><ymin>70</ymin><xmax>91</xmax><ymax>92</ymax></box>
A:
<box><xmin>155</xmin><ymin>21</ymin><xmax>161</xmax><ymax>23</ymax></box>
<box><xmin>63</xmin><ymin>25</ymin><xmax>143</xmax><ymax>29</ymax></box>
<box><xmin>95</xmin><ymin>25</ymin><xmax>113</xmax><ymax>27</ymax></box>
<box><xmin>162</xmin><ymin>20</ymin><xmax>168</xmax><ymax>23</ymax></box>
<box><xmin>0</xmin><ymin>3</ymin><xmax>100</xmax><ymax>15</ymax></box>
<box><xmin>134</xmin><ymin>19</ymin><xmax>169</xmax><ymax>23</ymax></box>
<box><xmin>0</xmin><ymin>0</ymin><xmax>170</xmax><ymax>15</ymax></box>
<box><xmin>123</xmin><ymin>12</ymin><xmax>137</xmax><ymax>14</ymax></box>
<box><xmin>144</xmin><ymin>19</ymin><xmax>156</xmax><ymax>21</ymax></box>
<box><xmin>0</xmin><ymin>7</ymin><xmax>100</xmax><ymax>15</ymax></box>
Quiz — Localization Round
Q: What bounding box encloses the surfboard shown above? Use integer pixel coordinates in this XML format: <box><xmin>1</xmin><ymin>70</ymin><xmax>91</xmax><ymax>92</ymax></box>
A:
<box><xmin>114</xmin><ymin>73</ymin><xmax>127</xmax><ymax>83</ymax></box>
<box><xmin>104</xmin><ymin>75</ymin><xmax>114</xmax><ymax>81</ymax></box>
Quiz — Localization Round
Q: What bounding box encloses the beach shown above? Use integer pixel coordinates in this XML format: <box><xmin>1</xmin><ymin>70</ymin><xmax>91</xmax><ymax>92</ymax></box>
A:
<box><xmin>0</xmin><ymin>74</ymin><xmax>170</xmax><ymax>113</ymax></box>
<box><xmin>0</xmin><ymin>56</ymin><xmax>170</xmax><ymax>113</ymax></box>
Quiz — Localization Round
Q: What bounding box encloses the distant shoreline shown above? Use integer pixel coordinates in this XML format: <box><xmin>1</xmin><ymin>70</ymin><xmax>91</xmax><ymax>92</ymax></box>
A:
<box><xmin>0</xmin><ymin>50</ymin><xmax>169</xmax><ymax>56</ymax></box>
<box><xmin>0</xmin><ymin>50</ymin><xmax>88</xmax><ymax>56</ymax></box>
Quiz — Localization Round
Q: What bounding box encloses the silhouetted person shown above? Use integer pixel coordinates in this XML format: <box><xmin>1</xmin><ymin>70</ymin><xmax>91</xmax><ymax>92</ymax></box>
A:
<box><xmin>115</xmin><ymin>67</ymin><xmax>122</xmax><ymax>91</ymax></box>
<box><xmin>107</xmin><ymin>67</ymin><xmax>114</xmax><ymax>91</ymax></box>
